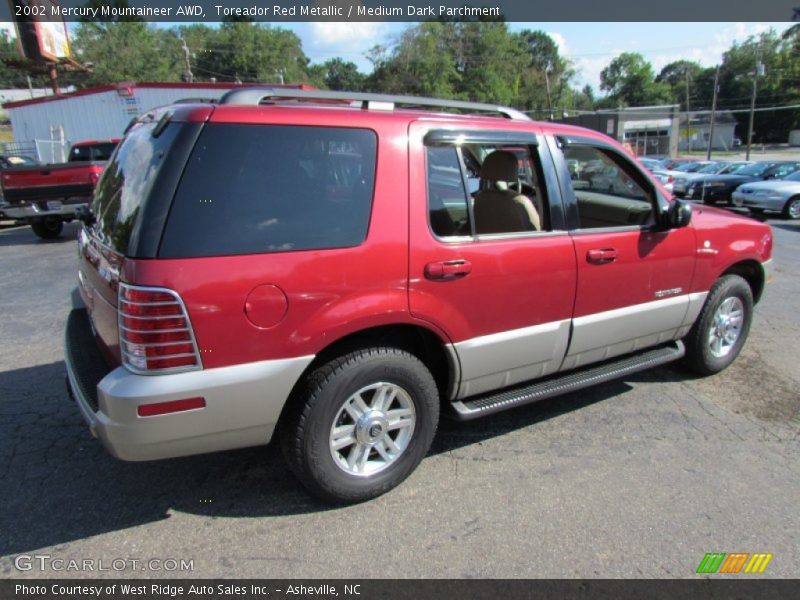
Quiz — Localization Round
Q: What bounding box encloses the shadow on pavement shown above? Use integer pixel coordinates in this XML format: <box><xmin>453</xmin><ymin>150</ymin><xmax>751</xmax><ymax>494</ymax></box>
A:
<box><xmin>0</xmin><ymin>222</ymin><xmax>79</xmax><ymax>247</ymax></box>
<box><xmin>0</xmin><ymin>358</ymin><xmax>642</xmax><ymax>557</ymax></box>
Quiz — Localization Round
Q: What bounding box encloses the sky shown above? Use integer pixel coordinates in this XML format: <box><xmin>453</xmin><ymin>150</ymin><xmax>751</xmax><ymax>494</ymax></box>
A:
<box><xmin>2</xmin><ymin>20</ymin><xmax>794</xmax><ymax>92</ymax></box>
<box><xmin>282</xmin><ymin>21</ymin><xmax>795</xmax><ymax>90</ymax></box>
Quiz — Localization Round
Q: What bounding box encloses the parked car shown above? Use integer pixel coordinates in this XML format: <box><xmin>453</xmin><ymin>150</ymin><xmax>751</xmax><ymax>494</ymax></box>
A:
<box><xmin>64</xmin><ymin>90</ymin><xmax>772</xmax><ymax>502</ymax></box>
<box><xmin>0</xmin><ymin>138</ymin><xmax>120</xmax><ymax>238</ymax></box>
<box><xmin>638</xmin><ymin>157</ymin><xmax>662</xmax><ymax>172</ymax></box>
<box><xmin>0</xmin><ymin>155</ymin><xmax>39</xmax><ymax>218</ymax></box>
<box><xmin>732</xmin><ymin>170</ymin><xmax>800</xmax><ymax>219</ymax></box>
<box><xmin>672</xmin><ymin>161</ymin><xmax>753</xmax><ymax>197</ymax></box>
<box><xmin>680</xmin><ymin>161</ymin><xmax>800</xmax><ymax>206</ymax></box>
<box><xmin>0</xmin><ymin>154</ymin><xmax>38</xmax><ymax>170</ymax></box>
<box><xmin>652</xmin><ymin>161</ymin><xmax>711</xmax><ymax>191</ymax></box>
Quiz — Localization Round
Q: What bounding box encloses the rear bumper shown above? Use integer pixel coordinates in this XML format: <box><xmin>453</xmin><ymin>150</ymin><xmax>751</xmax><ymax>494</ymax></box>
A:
<box><xmin>4</xmin><ymin>201</ymin><xmax>86</xmax><ymax>220</ymax></box>
<box><xmin>64</xmin><ymin>308</ymin><xmax>313</xmax><ymax>461</ymax></box>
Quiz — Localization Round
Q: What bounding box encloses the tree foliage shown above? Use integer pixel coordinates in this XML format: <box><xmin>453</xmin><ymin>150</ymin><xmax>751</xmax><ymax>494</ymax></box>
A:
<box><xmin>599</xmin><ymin>52</ymin><xmax>671</xmax><ymax>107</ymax></box>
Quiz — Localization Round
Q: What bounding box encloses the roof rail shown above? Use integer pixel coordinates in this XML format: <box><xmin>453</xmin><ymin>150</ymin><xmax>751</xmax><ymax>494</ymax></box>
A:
<box><xmin>217</xmin><ymin>88</ymin><xmax>531</xmax><ymax>121</ymax></box>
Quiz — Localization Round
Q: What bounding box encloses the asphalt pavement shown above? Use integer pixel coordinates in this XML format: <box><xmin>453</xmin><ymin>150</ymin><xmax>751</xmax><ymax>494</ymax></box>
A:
<box><xmin>0</xmin><ymin>218</ymin><xmax>798</xmax><ymax>579</ymax></box>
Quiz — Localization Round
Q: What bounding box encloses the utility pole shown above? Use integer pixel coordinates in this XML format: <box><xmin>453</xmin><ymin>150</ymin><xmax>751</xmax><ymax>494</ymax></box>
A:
<box><xmin>544</xmin><ymin>63</ymin><xmax>553</xmax><ymax>120</ymax></box>
<box><xmin>179</xmin><ymin>35</ymin><xmax>193</xmax><ymax>83</ymax></box>
<box><xmin>275</xmin><ymin>69</ymin><xmax>285</xmax><ymax>85</ymax></box>
<box><xmin>706</xmin><ymin>66</ymin><xmax>720</xmax><ymax>160</ymax></box>
<box><xmin>746</xmin><ymin>53</ymin><xmax>763</xmax><ymax>161</ymax></box>
<box><xmin>684</xmin><ymin>68</ymin><xmax>691</xmax><ymax>151</ymax></box>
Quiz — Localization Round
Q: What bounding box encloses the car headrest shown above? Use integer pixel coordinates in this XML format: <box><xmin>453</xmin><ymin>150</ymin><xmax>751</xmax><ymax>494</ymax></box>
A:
<box><xmin>480</xmin><ymin>151</ymin><xmax>518</xmax><ymax>182</ymax></box>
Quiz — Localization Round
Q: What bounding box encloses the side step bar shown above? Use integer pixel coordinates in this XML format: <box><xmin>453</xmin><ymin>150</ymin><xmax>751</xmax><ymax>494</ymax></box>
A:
<box><xmin>450</xmin><ymin>342</ymin><xmax>685</xmax><ymax>420</ymax></box>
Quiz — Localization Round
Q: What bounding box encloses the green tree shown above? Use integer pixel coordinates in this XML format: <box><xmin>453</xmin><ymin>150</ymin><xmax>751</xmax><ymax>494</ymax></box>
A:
<box><xmin>656</xmin><ymin>60</ymin><xmax>704</xmax><ymax>110</ymax></box>
<box><xmin>71</xmin><ymin>22</ymin><xmax>182</xmax><ymax>84</ymax></box>
<box><xmin>517</xmin><ymin>30</ymin><xmax>575</xmax><ymax>116</ymax></box>
<box><xmin>599</xmin><ymin>52</ymin><xmax>671</xmax><ymax>107</ymax></box>
<box><xmin>716</xmin><ymin>29</ymin><xmax>800</xmax><ymax>143</ymax></box>
<box><xmin>314</xmin><ymin>58</ymin><xmax>365</xmax><ymax>91</ymax></box>
<box><xmin>189</xmin><ymin>22</ymin><xmax>310</xmax><ymax>84</ymax></box>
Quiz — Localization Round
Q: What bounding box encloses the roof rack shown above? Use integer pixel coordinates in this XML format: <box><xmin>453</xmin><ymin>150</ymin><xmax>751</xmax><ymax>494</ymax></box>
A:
<box><xmin>217</xmin><ymin>88</ymin><xmax>531</xmax><ymax>121</ymax></box>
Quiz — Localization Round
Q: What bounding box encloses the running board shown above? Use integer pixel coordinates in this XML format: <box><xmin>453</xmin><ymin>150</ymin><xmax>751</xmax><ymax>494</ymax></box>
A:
<box><xmin>450</xmin><ymin>341</ymin><xmax>685</xmax><ymax>420</ymax></box>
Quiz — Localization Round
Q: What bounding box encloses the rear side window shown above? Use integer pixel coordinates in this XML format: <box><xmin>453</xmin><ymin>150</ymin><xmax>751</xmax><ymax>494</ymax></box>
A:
<box><xmin>92</xmin><ymin>122</ymin><xmax>181</xmax><ymax>253</ymax></box>
<box><xmin>70</xmin><ymin>142</ymin><xmax>117</xmax><ymax>162</ymax></box>
<box><xmin>159</xmin><ymin>124</ymin><xmax>377</xmax><ymax>258</ymax></box>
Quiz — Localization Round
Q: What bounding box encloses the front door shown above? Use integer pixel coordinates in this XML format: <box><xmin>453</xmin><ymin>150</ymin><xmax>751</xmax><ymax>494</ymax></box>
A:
<box><xmin>549</xmin><ymin>135</ymin><xmax>697</xmax><ymax>370</ymax></box>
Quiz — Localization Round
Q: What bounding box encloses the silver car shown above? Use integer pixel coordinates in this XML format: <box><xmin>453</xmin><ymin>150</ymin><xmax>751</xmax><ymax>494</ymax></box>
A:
<box><xmin>732</xmin><ymin>170</ymin><xmax>800</xmax><ymax>219</ymax></box>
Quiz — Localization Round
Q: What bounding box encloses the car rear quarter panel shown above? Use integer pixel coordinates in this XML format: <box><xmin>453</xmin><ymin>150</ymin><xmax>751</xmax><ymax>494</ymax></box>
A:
<box><xmin>122</xmin><ymin>115</ymin><xmax>421</xmax><ymax>369</ymax></box>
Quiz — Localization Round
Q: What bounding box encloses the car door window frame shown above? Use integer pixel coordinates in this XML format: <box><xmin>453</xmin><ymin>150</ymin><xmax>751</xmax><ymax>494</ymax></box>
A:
<box><xmin>548</xmin><ymin>134</ymin><xmax>670</xmax><ymax>234</ymax></box>
<box><xmin>423</xmin><ymin>129</ymin><xmax>568</xmax><ymax>243</ymax></box>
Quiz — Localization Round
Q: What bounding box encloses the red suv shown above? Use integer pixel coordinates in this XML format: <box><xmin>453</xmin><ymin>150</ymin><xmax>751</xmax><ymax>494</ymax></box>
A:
<box><xmin>65</xmin><ymin>89</ymin><xmax>773</xmax><ymax>502</ymax></box>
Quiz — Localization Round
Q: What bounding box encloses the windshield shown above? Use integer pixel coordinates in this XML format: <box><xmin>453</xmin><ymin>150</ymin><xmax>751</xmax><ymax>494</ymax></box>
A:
<box><xmin>673</xmin><ymin>162</ymin><xmax>700</xmax><ymax>172</ymax></box>
<box><xmin>697</xmin><ymin>162</ymin><xmax>725</xmax><ymax>174</ymax></box>
<box><xmin>736</xmin><ymin>163</ymin><xmax>776</xmax><ymax>177</ymax></box>
<box><xmin>785</xmin><ymin>171</ymin><xmax>800</xmax><ymax>182</ymax></box>
<box><xmin>70</xmin><ymin>142</ymin><xmax>118</xmax><ymax>162</ymax></box>
<box><xmin>721</xmin><ymin>163</ymin><xmax>750</xmax><ymax>174</ymax></box>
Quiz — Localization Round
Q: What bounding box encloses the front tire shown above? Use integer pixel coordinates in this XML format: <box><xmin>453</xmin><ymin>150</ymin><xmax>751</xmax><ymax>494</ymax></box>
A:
<box><xmin>683</xmin><ymin>274</ymin><xmax>753</xmax><ymax>375</ymax></box>
<box><xmin>782</xmin><ymin>196</ymin><xmax>800</xmax><ymax>220</ymax></box>
<box><xmin>280</xmin><ymin>347</ymin><xmax>439</xmax><ymax>503</ymax></box>
<box><xmin>31</xmin><ymin>217</ymin><xmax>63</xmax><ymax>239</ymax></box>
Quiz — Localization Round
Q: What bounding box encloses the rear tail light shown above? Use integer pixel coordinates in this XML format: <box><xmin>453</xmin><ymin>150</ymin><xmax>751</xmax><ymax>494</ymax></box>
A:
<box><xmin>118</xmin><ymin>283</ymin><xmax>202</xmax><ymax>374</ymax></box>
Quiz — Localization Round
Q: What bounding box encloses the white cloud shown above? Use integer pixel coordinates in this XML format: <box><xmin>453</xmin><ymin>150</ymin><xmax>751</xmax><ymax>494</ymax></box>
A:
<box><xmin>546</xmin><ymin>32</ymin><xmax>569</xmax><ymax>55</ymax></box>
<box><xmin>306</xmin><ymin>21</ymin><xmax>387</xmax><ymax>72</ymax></box>
<box><xmin>310</xmin><ymin>22</ymin><xmax>383</xmax><ymax>47</ymax></box>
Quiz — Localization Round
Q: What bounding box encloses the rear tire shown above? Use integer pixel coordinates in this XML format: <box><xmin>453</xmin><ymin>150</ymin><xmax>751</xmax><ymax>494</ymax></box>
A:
<box><xmin>280</xmin><ymin>347</ymin><xmax>439</xmax><ymax>503</ymax></box>
<box><xmin>782</xmin><ymin>196</ymin><xmax>800</xmax><ymax>220</ymax></box>
<box><xmin>683</xmin><ymin>274</ymin><xmax>753</xmax><ymax>375</ymax></box>
<box><xmin>31</xmin><ymin>218</ymin><xmax>63</xmax><ymax>239</ymax></box>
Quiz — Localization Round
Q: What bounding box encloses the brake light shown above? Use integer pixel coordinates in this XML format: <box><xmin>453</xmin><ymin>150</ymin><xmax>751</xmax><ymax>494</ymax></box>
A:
<box><xmin>118</xmin><ymin>283</ymin><xmax>202</xmax><ymax>374</ymax></box>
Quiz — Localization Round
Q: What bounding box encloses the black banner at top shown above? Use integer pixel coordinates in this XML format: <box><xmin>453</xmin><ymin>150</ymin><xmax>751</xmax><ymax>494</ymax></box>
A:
<box><xmin>0</xmin><ymin>0</ymin><xmax>799</xmax><ymax>22</ymax></box>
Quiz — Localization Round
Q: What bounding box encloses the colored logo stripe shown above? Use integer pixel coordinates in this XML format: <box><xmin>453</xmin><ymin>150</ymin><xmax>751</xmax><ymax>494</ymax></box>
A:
<box><xmin>697</xmin><ymin>552</ymin><xmax>772</xmax><ymax>574</ymax></box>
<box><xmin>719</xmin><ymin>553</ymin><xmax>749</xmax><ymax>573</ymax></box>
<box><xmin>697</xmin><ymin>553</ymin><xmax>726</xmax><ymax>574</ymax></box>
<box><xmin>744</xmin><ymin>553</ymin><xmax>773</xmax><ymax>574</ymax></box>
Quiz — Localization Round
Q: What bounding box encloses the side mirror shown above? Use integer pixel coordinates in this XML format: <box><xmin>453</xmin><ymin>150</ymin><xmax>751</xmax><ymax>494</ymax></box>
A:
<box><xmin>665</xmin><ymin>198</ymin><xmax>692</xmax><ymax>229</ymax></box>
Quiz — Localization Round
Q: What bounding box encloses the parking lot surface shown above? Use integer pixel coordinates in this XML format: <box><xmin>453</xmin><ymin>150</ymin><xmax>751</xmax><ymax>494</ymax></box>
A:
<box><xmin>1</xmin><ymin>219</ymin><xmax>798</xmax><ymax>578</ymax></box>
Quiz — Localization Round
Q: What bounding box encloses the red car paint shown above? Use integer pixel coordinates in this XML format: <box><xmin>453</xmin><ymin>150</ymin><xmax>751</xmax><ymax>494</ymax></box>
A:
<box><xmin>77</xmin><ymin>105</ymin><xmax>771</xmax><ymax>375</ymax></box>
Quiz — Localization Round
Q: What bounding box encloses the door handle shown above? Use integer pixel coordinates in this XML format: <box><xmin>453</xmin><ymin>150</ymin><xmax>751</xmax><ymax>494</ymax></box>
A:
<box><xmin>425</xmin><ymin>259</ymin><xmax>472</xmax><ymax>280</ymax></box>
<box><xmin>586</xmin><ymin>248</ymin><xmax>618</xmax><ymax>264</ymax></box>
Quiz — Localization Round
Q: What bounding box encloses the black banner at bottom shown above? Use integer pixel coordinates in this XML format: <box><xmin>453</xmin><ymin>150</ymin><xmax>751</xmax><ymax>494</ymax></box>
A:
<box><xmin>2</xmin><ymin>579</ymin><xmax>799</xmax><ymax>600</ymax></box>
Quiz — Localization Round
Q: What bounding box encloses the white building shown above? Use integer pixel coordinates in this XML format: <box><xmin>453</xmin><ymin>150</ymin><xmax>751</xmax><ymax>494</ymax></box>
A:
<box><xmin>2</xmin><ymin>81</ymin><xmax>311</xmax><ymax>157</ymax></box>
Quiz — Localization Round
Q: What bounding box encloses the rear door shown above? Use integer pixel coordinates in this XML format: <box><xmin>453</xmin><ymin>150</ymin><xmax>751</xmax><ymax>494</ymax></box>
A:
<box><xmin>547</xmin><ymin>134</ymin><xmax>696</xmax><ymax>370</ymax></box>
<box><xmin>408</xmin><ymin>122</ymin><xmax>577</xmax><ymax>399</ymax></box>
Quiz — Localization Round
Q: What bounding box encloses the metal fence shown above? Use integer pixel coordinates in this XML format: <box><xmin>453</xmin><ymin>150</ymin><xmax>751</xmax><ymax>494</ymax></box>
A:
<box><xmin>1</xmin><ymin>140</ymin><xmax>70</xmax><ymax>163</ymax></box>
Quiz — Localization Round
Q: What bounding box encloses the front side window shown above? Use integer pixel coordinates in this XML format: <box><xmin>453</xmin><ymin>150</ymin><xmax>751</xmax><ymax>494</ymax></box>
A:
<box><xmin>160</xmin><ymin>124</ymin><xmax>377</xmax><ymax>258</ymax></box>
<box><xmin>426</xmin><ymin>141</ymin><xmax>548</xmax><ymax>238</ymax></box>
<box><xmin>563</xmin><ymin>143</ymin><xmax>655</xmax><ymax>229</ymax></box>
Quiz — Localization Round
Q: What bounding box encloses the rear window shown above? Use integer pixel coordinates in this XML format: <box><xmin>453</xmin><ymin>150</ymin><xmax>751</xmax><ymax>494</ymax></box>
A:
<box><xmin>70</xmin><ymin>142</ymin><xmax>118</xmax><ymax>162</ymax></box>
<box><xmin>159</xmin><ymin>124</ymin><xmax>377</xmax><ymax>258</ymax></box>
<box><xmin>92</xmin><ymin>122</ymin><xmax>182</xmax><ymax>253</ymax></box>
